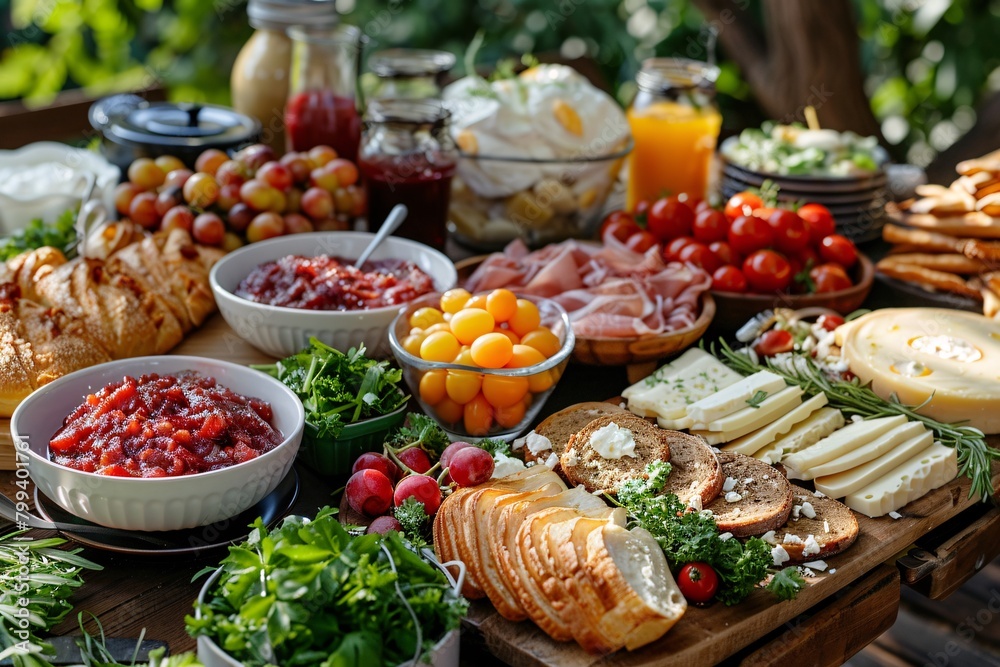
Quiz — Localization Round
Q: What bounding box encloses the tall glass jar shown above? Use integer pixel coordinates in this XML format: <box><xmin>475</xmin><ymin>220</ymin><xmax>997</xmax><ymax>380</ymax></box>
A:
<box><xmin>358</xmin><ymin>100</ymin><xmax>457</xmax><ymax>251</ymax></box>
<box><xmin>368</xmin><ymin>49</ymin><xmax>456</xmax><ymax>100</ymax></box>
<box><xmin>231</xmin><ymin>0</ymin><xmax>338</xmax><ymax>153</ymax></box>
<box><xmin>626</xmin><ymin>58</ymin><xmax>721</xmax><ymax>209</ymax></box>
<box><xmin>284</xmin><ymin>25</ymin><xmax>363</xmax><ymax>161</ymax></box>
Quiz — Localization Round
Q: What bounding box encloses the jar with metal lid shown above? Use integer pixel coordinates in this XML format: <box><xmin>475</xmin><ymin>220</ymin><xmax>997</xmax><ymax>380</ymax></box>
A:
<box><xmin>367</xmin><ymin>49</ymin><xmax>456</xmax><ymax>100</ymax></box>
<box><xmin>626</xmin><ymin>58</ymin><xmax>721</xmax><ymax>208</ymax></box>
<box><xmin>358</xmin><ymin>99</ymin><xmax>457</xmax><ymax>250</ymax></box>
<box><xmin>231</xmin><ymin>0</ymin><xmax>338</xmax><ymax>153</ymax></box>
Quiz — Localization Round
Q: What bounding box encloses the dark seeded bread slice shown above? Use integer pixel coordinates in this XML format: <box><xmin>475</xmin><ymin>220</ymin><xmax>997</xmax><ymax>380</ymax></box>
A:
<box><xmin>522</xmin><ymin>401</ymin><xmax>628</xmax><ymax>470</ymax></box>
<box><xmin>658</xmin><ymin>431</ymin><xmax>724</xmax><ymax>509</ymax></box>
<box><xmin>560</xmin><ymin>413</ymin><xmax>670</xmax><ymax>495</ymax></box>
<box><xmin>705</xmin><ymin>452</ymin><xmax>794</xmax><ymax>538</ymax></box>
<box><xmin>770</xmin><ymin>486</ymin><xmax>860</xmax><ymax>562</ymax></box>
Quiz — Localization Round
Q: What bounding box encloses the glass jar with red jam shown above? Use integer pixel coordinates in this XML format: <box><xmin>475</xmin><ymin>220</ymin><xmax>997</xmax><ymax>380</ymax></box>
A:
<box><xmin>358</xmin><ymin>99</ymin><xmax>457</xmax><ymax>251</ymax></box>
<box><xmin>285</xmin><ymin>25</ymin><xmax>363</xmax><ymax>161</ymax></box>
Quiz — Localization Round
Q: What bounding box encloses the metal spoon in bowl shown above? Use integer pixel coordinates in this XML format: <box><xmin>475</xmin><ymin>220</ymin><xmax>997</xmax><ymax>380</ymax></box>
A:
<box><xmin>353</xmin><ymin>204</ymin><xmax>408</xmax><ymax>269</ymax></box>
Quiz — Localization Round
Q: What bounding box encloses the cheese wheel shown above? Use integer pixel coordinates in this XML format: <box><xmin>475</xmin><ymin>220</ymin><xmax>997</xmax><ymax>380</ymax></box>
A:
<box><xmin>836</xmin><ymin>308</ymin><xmax>1000</xmax><ymax>433</ymax></box>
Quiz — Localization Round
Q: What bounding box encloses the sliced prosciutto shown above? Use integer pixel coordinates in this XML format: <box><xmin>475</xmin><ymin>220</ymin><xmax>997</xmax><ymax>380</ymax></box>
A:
<box><xmin>465</xmin><ymin>240</ymin><xmax>711</xmax><ymax>338</ymax></box>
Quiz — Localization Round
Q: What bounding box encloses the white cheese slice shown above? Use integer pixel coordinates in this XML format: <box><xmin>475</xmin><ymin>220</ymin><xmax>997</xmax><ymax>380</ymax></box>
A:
<box><xmin>621</xmin><ymin>348</ymin><xmax>711</xmax><ymax>399</ymax></box>
<box><xmin>783</xmin><ymin>415</ymin><xmax>908</xmax><ymax>479</ymax></box>
<box><xmin>844</xmin><ymin>443</ymin><xmax>958</xmax><ymax>517</ymax></box>
<box><xmin>722</xmin><ymin>393</ymin><xmax>828</xmax><ymax>455</ymax></box>
<box><xmin>684</xmin><ymin>370</ymin><xmax>787</xmax><ymax>426</ymax></box>
<box><xmin>753</xmin><ymin>407</ymin><xmax>845</xmax><ymax>464</ymax></box>
<box><xmin>814</xmin><ymin>430</ymin><xmax>935</xmax><ymax>498</ymax></box>
<box><xmin>809</xmin><ymin>421</ymin><xmax>927</xmax><ymax>478</ymax></box>
<box><xmin>626</xmin><ymin>354</ymin><xmax>744</xmax><ymax>419</ymax></box>
<box><xmin>657</xmin><ymin>415</ymin><xmax>694</xmax><ymax>430</ymax></box>
<box><xmin>690</xmin><ymin>386</ymin><xmax>804</xmax><ymax>445</ymax></box>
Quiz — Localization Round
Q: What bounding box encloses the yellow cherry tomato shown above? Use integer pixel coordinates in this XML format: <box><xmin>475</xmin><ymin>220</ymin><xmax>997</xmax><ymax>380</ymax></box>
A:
<box><xmin>449</xmin><ymin>308</ymin><xmax>495</xmax><ymax>345</ymax></box>
<box><xmin>508</xmin><ymin>299</ymin><xmax>541</xmax><ymax>336</ymax></box>
<box><xmin>440</xmin><ymin>288</ymin><xmax>471</xmax><ymax>314</ymax></box>
<box><xmin>506</xmin><ymin>344</ymin><xmax>546</xmax><ymax>369</ymax></box>
<box><xmin>463</xmin><ymin>393</ymin><xmax>493</xmax><ymax>436</ymax></box>
<box><xmin>418</xmin><ymin>369</ymin><xmax>447</xmax><ymax>405</ymax></box>
<box><xmin>527</xmin><ymin>369</ymin><xmax>554</xmax><ymax>393</ymax></box>
<box><xmin>435</xmin><ymin>397</ymin><xmax>464</xmax><ymax>424</ymax></box>
<box><xmin>470</xmin><ymin>332</ymin><xmax>514</xmax><ymax>369</ymax></box>
<box><xmin>409</xmin><ymin>307</ymin><xmax>444</xmax><ymax>330</ymax></box>
<box><xmin>486</xmin><ymin>288</ymin><xmax>517</xmax><ymax>323</ymax></box>
<box><xmin>482</xmin><ymin>375</ymin><xmax>529</xmax><ymax>409</ymax></box>
<box><xmin>402</xmin><ymin>333</ymin><xmax>426</xmax><ymax>357</ymax></box>
<box><xmin>419</xmin><ymin>331</ymin><xmax>460</xmax><ymax>362</ymax></box>
<box><xmin>465</xmin><ymin>294</ymin><xmax>488</xmax><ymax>311</ymax></box>
<box><xmin>445</xmin><ymin>370</ymin><xmax>482</xmax><ymax>404</ymax></box>
<box><xmin>492</xmin><ymin>326</ymin><xmax>520</xmax><ymax>344</ymax></box>
<box><xmin>520</xmin><ymin>328</ymin><xmax>561</xmax><ymax>358</ymax></box>
<box><xmin>453</xmin><ymin>348</ymin><xmax>474</xmax><ymax>366</ymax></box>
<box><xmin>494</xmin><ymin>399</ymin><xmax>527</xmax><ymax>429</ymax></box>
<box><xmin>424</xmin><ymin>322</ymin><xmax>453</xmax><ymax>334</ymax></box>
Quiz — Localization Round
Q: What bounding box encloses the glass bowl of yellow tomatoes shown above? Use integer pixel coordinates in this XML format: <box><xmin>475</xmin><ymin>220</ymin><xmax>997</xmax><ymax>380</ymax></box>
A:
<box><xmin>388</xmin><ymin>288</ymin><xmax>575</xmax><ymax>441</ymax></box>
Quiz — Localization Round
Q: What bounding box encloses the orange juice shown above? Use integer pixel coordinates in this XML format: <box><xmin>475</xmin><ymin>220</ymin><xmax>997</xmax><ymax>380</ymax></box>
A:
<box><xmin>626</xmin><ymin>100</ymin><xmax>721</xmax><ymax>209</ymax></box>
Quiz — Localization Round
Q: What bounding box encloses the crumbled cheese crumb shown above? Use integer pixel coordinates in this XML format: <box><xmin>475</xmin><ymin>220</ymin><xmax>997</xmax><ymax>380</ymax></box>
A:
<box><xmin>823</xmin><ymin>520</ymin><xmax>830</xmax><ymax>533</ymax></box>
<box><xmin>543</xmin><ymin>452</ymin><xmax>559</xmax><ymax>469</ymax></box>
<box><xmin>689</xmin><ymin>495</ymin><xmax>703</xmax><ymax>512</ymax></box>
<box><xmin>723</xmin><ymin>477</ymin><xmax>737</xmax><ymax>492</ymax></box>
<box><xmin>564</xmin><ymin>448</ymin><xmax>579</xmax><ymax>466</ymax></box>
<box><xmin>888</xmin><ymin>511</ymin><xmax>903</xmax><ymax>520</ymax></box>
<box><xmin>762</xmin><ymin>474</ymin><xmax>770</xmax><ymax>480</ymax></box>
<box><xmin>783</xmin><ymin>533</ymin><xmax>804</xmax><ymax>545</ymax></box>
<box><xmin>725</xmin><ymin>491</ymin><xmax>743</xmax><ymax>503</ymax></box>
<box><xmin>813</xmin><ymin>489</ymin><xmax>826</xmax><ymax>498</ymax></box>
<box><xmin>829</xmin><ymin>568</ymin><xmax>836</xmax><ymax>574</ymax></box>
<box><xmin>743</xmin><ymin>477</ymin><xmax>754</xmax><ymax>485</ymax></box>
<box><xmin>718</xmin><ymin>532</ymin><xmax>734</xmax><ymax>541</ymax></box>
<box><xmin>730</xmin><ymin>508</ymin><xmax>742</xmax><ymax>516</ymax></box>
<box><xmin>619</xmin><ymin>401</ymin><xmax>626</xmax><ymax>409</ymax></box>
<box><xmin>792</xmin><ymin>505</ymin><xmax>801</xmax><ymax>519</ymax></box>
<box><xmin>771</xmin><ymin>545</ymin><xmax>790</xmax><ymax>566</ymax></box>
<box><xmin>800</xmin><ymin>502</ymin><xmax>816</xmax><ymax>519</ymax></box>
<box><xmin>525</xmin><ymin>460</ymin><xmax>536</xmax><ymax>467</ymax></box>
<box><xmin>802</xmin><ymin>535</ymin><xmax>821</xmax><ymax>557</ymax></box>
<box><xmin>803</xmin><ymin>560</ymin><xmax>828</xmax><ymax>572</ymax></box>
<box><xmin>798</xmin><ymin>566</ymin><xmax>817</xmax><ymax>578</ymax></box>
<box><xmin>761</xmin><ymin>530</ymin><xmax>777</xmax><ymax>545</ymax></box>
<box><xmin>699</xmin><ymin>509</ymin><xmax>715</xmax><ymax>518</ymax></box>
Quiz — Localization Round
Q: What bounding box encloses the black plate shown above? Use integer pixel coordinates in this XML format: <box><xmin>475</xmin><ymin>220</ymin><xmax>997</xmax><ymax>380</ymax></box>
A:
<box><xmin>33</xmin><ymin>468</ymin><xmax>300</xmax><ymax>556</ymax></box>
<box><xmin>875</xmin><ymin>273</ymin><xmax>981</xmax><ymax>312</ymax></box>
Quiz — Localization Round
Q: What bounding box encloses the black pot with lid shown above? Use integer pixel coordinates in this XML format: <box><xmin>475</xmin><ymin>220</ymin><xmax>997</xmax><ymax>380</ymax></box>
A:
<box><xmin>90</xmin><ymin>94</ymin><xmax>262</xmax><ymax>173</ymax></box>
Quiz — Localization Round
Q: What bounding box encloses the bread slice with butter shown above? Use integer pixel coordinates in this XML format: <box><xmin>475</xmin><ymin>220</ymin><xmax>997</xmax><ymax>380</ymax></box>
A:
<box><xmin>560</xmin><ymin>413</ymin><xmax>671</xmax><ymax>495</ymax></box>
<box><xmin>657</xmin><ymin>431</ymin><xmax>724</xmax><ymax>509</ymax></box>
<box><xmin>518</xmin><ymin>401</ymin><xmax>627</xmax><ymax>470</ymax></box>
<box><xmin>705</xmin><ymin>452</ymin><xmax>794</xmax><ymax>537</ymax></box>
<box><xmin>766</xmin><ymin>486</ymin><xmax>859</xmax><ymax>562</ymax></box>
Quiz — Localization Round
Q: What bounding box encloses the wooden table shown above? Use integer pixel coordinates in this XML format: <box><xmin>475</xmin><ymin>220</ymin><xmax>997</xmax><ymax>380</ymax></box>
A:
<box><xmin>3</xmin><ymin>250</ymin><xmax>999</xmax><ymax>667</ymax></box>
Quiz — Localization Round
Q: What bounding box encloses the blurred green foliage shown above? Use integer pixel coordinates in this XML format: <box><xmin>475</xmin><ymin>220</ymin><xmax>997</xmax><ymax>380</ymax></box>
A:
<box><xmin>1</xmin><ymin>0</ymin><xmax>998</xmax><ymax>165</ymax></box>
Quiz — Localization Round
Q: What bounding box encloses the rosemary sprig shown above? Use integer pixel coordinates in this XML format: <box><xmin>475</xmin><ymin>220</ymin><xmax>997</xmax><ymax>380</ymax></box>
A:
<box><xmin>709</xmin><ymin>339</ymin><xmax>1000</xmax><ymax>501</ymax></box>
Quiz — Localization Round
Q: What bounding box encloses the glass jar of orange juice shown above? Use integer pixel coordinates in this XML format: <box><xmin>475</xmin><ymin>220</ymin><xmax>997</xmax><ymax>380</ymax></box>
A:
<box><xmin>626</xmin><ymin>59</ymin><xmax>721</xmax><ymax>209</ymax></box>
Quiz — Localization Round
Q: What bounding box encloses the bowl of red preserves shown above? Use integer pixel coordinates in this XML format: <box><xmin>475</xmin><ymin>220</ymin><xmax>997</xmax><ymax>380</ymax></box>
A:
<box><xmin>9</xmin><ymin>356</ymin><xmax>304</xmax><ymax>532</ymax></box>
<box><xmin>209</xmin><ymin>232</ymin><xmax>458</xmax><ymax>359</ymax></box>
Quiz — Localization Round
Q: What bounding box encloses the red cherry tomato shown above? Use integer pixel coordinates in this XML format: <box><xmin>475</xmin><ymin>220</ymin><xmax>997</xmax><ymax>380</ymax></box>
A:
<box><xmin>818</xmin><ymin>234</ymin><xmax>858</xmax><ymax>268</ymax></box>
<box><xmin>767</xmin><ymin>209</ymin><xmax>810</xmax><ymax>255</ymax></box>
<box><xmin>695</xmin><ymin>199</ymin><xmax>714</xmax><ymax>214</ymax></box>
<box><xmin>677</xmin><ymin>192</ymin><xmax>702</xmax><ymax>210</ymax></box>
<box><xmin>692</xmin><ymin>209</ymin><xmax>729</xmax><ymax>244</ymax></box>
<box><xmin>601</xmin><ymin>216</ymin><xmax>641</xmax><ymax>245</ymax></box>
<box><xmin>677</xmin><ymin>562</ymin><xmax>719</xmax><ymax>604</ymax></box>
<box><xmin>724</xmin><ymin>191</ymin><xmax>764</xmax><ymax>221</ymax></box>
<box><xmin>754</xmin><ymin>329</ymin><xmax>795</xmax><ymax>357</ymax></box>
<box><xmin>709</xmin><ymin>241</ymin><xmax>737</xmax><ymax>266</ymax></box>
<box><xmin>742</xmin><ymin>249</ymin><xmax>792</xmax><ymax>293</ymax></box>
<box><xmin>797</xmin><ymin>246</ymin><xmax>820</xmax><ymax>271</ymax></box>
<box><xmin>798</xmin><ymin>203</ymin><xmax>836</xmax><ymax>245</ymax></box>
<box><xmin>817</xmin><ymin>314</ymin><xmax>846</xmax><ymax>331</ymax></box>
<box><xmin>647</xmin><ymin>196</ymin><xmax>695</xmax><ymax>242</ymax></box>
<box><xmin>678</xmin><ymin>242</ymin><xmax>722</xmax><ymax>273</ymax></box>
<box><xmin>751</xmin><ymin>206</ymin><xmax>778</xmax><ymax>220</ymax></box>
<box><xmin>711</xmin><ymin>265</ymin><xmax>747</xmax><ymax>292</ymax></box>
<box><xmin>727</xmin><ymin>215</ymin><xmax>774</xmax><ymax>256</ymax></box>
<box><xmin>810</xmin><ymin>263</ymin><xmax>853</xmax><ymax>293</ymax></box>
<box><xmin>625</xmin><ymin>230</ymin><xmax>658</xmax><ymax>253</ymax></box>
<box><xmin>632</xmin><ymin>199</ymin><xmax>651</xmax><ymax>217</ymax></box>
<box><xmin>663</xmin><ymin>236</ymin><xmax>695</xmax><ymax>262</ymax></box>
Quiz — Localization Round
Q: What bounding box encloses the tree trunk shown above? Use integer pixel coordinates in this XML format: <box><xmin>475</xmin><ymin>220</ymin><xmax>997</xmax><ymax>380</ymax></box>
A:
<box><xmin>925</xmin><ymin>90</ymin><xmax>1000</xmax><ymax>184</ymax></box>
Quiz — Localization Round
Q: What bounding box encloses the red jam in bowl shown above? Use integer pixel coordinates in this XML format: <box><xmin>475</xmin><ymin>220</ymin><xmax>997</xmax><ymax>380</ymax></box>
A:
<box><xmin>234</xmin><ymin>254</ymin><xmax>435</xmax><ymax>311</ymax></box>
<box><xmin>49</xmin><ymin>372</ymin><xmax>283</xmax><ymax>478</ymax></box>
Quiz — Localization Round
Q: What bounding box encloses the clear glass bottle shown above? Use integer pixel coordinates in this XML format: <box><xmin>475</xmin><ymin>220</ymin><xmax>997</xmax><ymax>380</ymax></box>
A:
<box><xmin>284</xmin><ymin>25</ymin><xmax>363</xmax><ymax>162</ymax></box>
<box><xmin>358</xmin><ymin>100</ymin><xmax>458</xmax><ymax>251</ymax></box>
<box><xmin>230</xmin><ymin>0</ymin><xmax>338</xmax><ymax>153</ymax></box>
<box><xmin>368</xmin><ymin>49</ymin><xmax>456</xmax><ymax>100</ymax></box>
<box><xmin>626</xmin><ymin>58</ymin><xmax>721</xmax><ymax>208</ymax></box>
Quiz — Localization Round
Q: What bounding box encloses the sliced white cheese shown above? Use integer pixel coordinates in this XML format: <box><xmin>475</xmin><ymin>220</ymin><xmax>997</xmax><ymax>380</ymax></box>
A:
<box><xmin>622</xmin><ymin>348</ymin><xmax>713</xmax><ymax>399</ymax></box>
<box><xmin>626</xmin><ymin>353</ymin><xmax>743</xmax><ymax>419</ymax></box>
<box><xmin>685</xmin><ymin>371</ymin><xmax>787</xmax><ymax>426</ymax></box>
<box><xmin>844</xmin><ymin>443</ymin><xmax>958</xmax><ymax>518</ymax></box>
<box><xmin>809</xmin><ymin>421</ymin><xmax>927</xmax><ymax>478</ymax></box>
<box><xmin>657</xmin><ymin>415</ymin><xmax>694</xmax><ymax>430</ymax></box>
<box><xmin>723</xmin><ymin>393</ymin><xmax>828</xmax><ymax>456</ymax></box>
<box><xmin>753</xmin><ymin>408</ymin><xmax>846</xmax><ymax>464</ymax></box>
<box><xmin>814</xmin><ymin>430</ymin><xmax>934</xmax><ymax>498</ymax></box>
<box><xmin>783</xmin><ymin>415</ymin><xmax>908</xmax><ymax>479</ymax></box>
<box><xmin>690</xmin><ymin>386</ymin><xmax>804</xmax><ymax>445</ymax></box>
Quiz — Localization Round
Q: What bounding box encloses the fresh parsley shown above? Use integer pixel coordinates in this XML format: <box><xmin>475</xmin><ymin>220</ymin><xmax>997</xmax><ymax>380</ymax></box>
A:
<box><xmin>394</xmin><ymin>497</ymin><xmax>431</xmax><ymax>550</ymax></box>
<box><xmin>766</xmin><ymin>567</ymin><xmax>806</xmax><ymax>601</ymax></box>
<box><xmin>0</xmin><ymin>209</ymin><xmax>78</xmax><ymax>262</ymax></box>
<box><xmin>475</xmin><ymin>438</ymin><xmax>511</xmax><ymax>458</ymax></box>
<box><xmin>386</xmin><ymin>413</ymin><xmax>451</xmax><ymax>458</ymax></box>
<box><xmin>746</xmin><ymin>390</ymin><xmax>768</xmax><ymax>409</ymax></box>
<box><xmin>253</xmin><ymin>338</ymin><xmax>408</xmax><ymax>440</ymax></box>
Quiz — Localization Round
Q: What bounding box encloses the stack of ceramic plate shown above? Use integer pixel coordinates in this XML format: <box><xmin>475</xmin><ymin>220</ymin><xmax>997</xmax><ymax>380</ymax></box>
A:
<box><xmin>719</xmin><ymin>138</ymin><xmax>889</xmax><ymax>243</ymax></box>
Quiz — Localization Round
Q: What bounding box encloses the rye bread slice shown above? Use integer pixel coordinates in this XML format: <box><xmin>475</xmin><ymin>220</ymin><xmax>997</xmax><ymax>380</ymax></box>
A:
<box><xmin>770</xmin><ymin>486</ymin><xmax>860</xmax><ymax>562</ymax></box>
<box><xmin>705</xmin><ymin>452</ymin><xmax>794</xmax><ymax>537</ymax></box>
<box><xmin>561</xmin><ymin>413</ymin><xmax>671</xmax><ymax>495</ymax></box>
<box><xmin>523</xmin><ymin>402</ymin><xmax>628</xmax><ymax>470</ymax></box>
<box><xmin>658</xmin><ymin>431</ymin><xmax>724</xmax><ymax>509</ymax></box>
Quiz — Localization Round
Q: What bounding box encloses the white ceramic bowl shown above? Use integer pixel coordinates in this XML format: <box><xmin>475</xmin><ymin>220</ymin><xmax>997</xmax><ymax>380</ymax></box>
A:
<box><xmin>209</xmin><ymin>232</ymin><xmax>458</xmax><ymax>359</ymax></box>
<box><xmin>0</xmin><ymin>142</ymin><xmax>120</xmax><ymax>234</ymax></box>
<box><xmin>10</xmin><ymin>356</ymin><xmax>303</xmax><ymax>532</ymax></box>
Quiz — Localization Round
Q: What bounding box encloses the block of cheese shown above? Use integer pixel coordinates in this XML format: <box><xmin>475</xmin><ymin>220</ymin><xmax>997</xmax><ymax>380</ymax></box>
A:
<box><xmin>836</xmin><ymin>308</ymin><xmax>1000</xmax><ymax>434</ymax></box>
<box><xmin>684</xmin><ymin>371</ymin><xmax>787</xmax><ymax>426</ymax></box>
<box><xmin>723</xmin><ymin>393</ymin><xmax>828</xmax><ymax>456</ymax></box>
<box><xmin>809</xmin><ymin>421</ymin><xmax>927</xmax><ymax>478</ymax></box>
<box><xmin>690</xmin><ymin>386</ymin><xmax>804</xmax><ymax>445</ymax></box>
<box><xmin>624</xmin><ymin>350</ymin><xmax>743</xmax><ymax>420</ymax></box>
<box><xmin>815</xmin><ymin>430</ymin><xmax>935</xmax><ymax>498</ymax></box>
<box><xmin>658</xmin><ymin>415</ymin><xmax>694</xmax><ymax>430</ymax></box>
<box><xmin>844</xmin><ymin>442</ymin><xmax>958</xmax><ymax>517</ymax></box>
<box><xmin>753</xmin><ymin>408</ymin><xmax>845</xmax><ymax>465</ymax></box>
<box><xmin>783</xmin><ymin>415</ymin><xmax>907</xmax><ymax>480</ymax></box>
